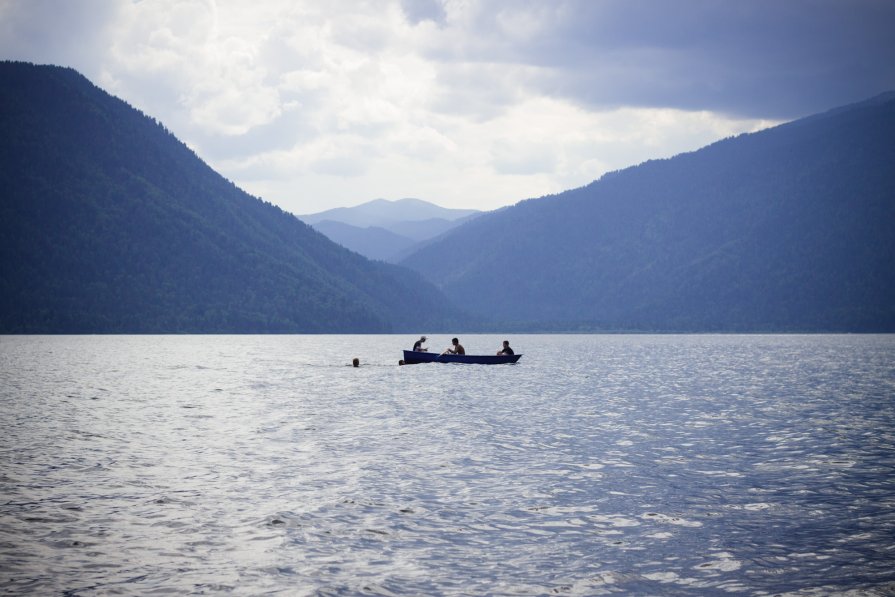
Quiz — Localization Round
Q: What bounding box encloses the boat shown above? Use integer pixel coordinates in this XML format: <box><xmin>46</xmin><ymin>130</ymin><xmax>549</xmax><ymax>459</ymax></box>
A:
<box><xmin>402</xmin><ymin>350</ymin><xmax>522</xmax><ymax>365</ymax></box>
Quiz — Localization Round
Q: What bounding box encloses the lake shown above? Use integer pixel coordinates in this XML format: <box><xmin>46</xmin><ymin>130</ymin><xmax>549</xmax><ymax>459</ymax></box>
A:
<box><xmin>1</xmin><ymin>334</ymin><xmax>894</xmax><ymax>595</ymax></box>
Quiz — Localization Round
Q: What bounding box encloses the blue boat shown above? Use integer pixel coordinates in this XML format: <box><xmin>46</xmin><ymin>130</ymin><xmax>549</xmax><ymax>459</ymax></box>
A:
<box><xmin>402</xmin><ymin>350</ymin><xmax>522</xmax><ymax>365</ymax></box>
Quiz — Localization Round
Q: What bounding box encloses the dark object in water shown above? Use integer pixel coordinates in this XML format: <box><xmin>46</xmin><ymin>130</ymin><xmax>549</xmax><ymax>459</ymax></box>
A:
<box><xmin>402</xmin><ymin>350</ymin><xmax>521</xmax><ymax>365</ymax></box>
<box><xmin>352</xmin><ymin>358</ymin><xmax>360</xmax><ymax>367</ymax></box>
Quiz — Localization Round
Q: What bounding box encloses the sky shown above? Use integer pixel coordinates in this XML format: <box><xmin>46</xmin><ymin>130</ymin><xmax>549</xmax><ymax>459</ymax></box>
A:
<box><xmin>2</xmin><ymin>0</ymin><xmax>894</xmax><ymax>215</ymax></box>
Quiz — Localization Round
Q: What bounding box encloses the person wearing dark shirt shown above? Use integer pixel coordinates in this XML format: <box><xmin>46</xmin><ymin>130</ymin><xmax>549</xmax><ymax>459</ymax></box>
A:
<box><xmin>497</xmin><ymin>340</ymin><xmax>514</xmax><ymax>356</ymax></box>
<box><xmin>412</xmin><ymin>335</ymin><xmax>428</xmax><ymax>352</ymax></box>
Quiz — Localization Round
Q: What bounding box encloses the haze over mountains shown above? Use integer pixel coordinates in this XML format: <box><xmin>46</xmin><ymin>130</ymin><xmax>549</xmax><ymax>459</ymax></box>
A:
<box><xmin>0</xmin><ymin>62</ymin><xmax>463</xmax><ymax>333</ymax></box>
<box><xmin>401</xmin><ymin>93</ymin><xmax>895</xmax><ymax>332</ymax></box>
<box><xmin>300</xmin><ymin>199</ymin><xmax>480</xmax><ymax>263</ymax></box>
<box><xmin>2</xmin><ymin>61</ymin><xmax>892</xmax><ymax>333</ymax></box>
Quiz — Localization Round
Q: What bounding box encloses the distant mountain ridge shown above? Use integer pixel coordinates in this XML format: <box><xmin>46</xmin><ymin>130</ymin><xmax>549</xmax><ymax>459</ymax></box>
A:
<box><xmin>401</xmin><ymin>92</ymin><xmax>895</xmax><ymax>332</ymax></box>
<box><xmin>311</xmin><ymin>220</ymin><xmax>416</xmax><ymax>263</ymax></box>
<box><xmin>301</xmin><ymin>198</ymin><xmax>481</xmax><ymax>262</ymax></box>
<box><xmin>0</xmin><ymin>62</ymin><xmax>464</xmax><ymax>333</ymax></box>
<box><xmin>301</xmin><ymin>198</ymin><xmax>478</xmax><ymax>228</ymax></box>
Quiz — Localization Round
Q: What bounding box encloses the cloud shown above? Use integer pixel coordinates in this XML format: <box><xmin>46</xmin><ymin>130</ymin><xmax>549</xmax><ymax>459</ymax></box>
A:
<box><xmin>226</xmin><ymin>96</ymin><xmax>772</xmax><ymax>215</ymax></box>
<box><xmin>0</xmin><ymin>0</ymin><xmax>121</xmax><ymax>67</ymax></box>
<box><xmin>439</xmin><ymin>0</ymin><xmax>895</xmax><ymax>119</ymax></box>
<box><xmin>1</xmin><ymin>0</ymin><xmax>892</xmax><ymax>214</ymax></box>
<box><xmin>400</xmin><ymin>0</ymin><xmax>447</xmax><ymax>25</ymax></box>
<box><xmin>100</xmin><ymin>0</ymin><xmax>287</xmax><ymax>136</ymax></box>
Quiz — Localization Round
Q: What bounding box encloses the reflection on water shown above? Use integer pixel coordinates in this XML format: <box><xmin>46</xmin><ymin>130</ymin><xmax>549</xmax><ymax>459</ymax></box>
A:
<box><xmin>1</xmin><ymin>334</ymin><xmax>894</xmax><ymax>595</ymax></box>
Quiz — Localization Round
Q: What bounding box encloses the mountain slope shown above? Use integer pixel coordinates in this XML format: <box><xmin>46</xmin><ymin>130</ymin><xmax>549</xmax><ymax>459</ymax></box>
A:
<box><xmin>386</xmin><ymin>213</ymin><xmax>482</xmax><ymax>242</ymax></box>
<box><xmin>0</xmin><ymin>62</ymin><xmax>463</xmax><ymax>333</ymax></box>
<box><xmin>312</xmin><ymin>220</ymin><xmax>417</xmax><ymax>262</ymax></box>
<box><xmin>302</xmin><ymin>198</ymin><xmax>481</xmax><ymax>262</ymax></box>
<box><xmin>401</xmin><ymin>93</ymin><xmax>895</xmax><ymax>332</ymax></box>
<box><xmin>311</xmin><ymin>215</ymin><xmax>484</xmax><ymax>263</ymax></box>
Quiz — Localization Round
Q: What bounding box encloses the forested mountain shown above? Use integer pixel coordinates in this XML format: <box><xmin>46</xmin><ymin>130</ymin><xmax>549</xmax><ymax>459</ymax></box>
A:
<box><xmin>301</xmin><ymin>198</ymin><xmax>481</xmax><ymax>263</ymax></box>
<box><xmin>402</xmin><ymin>93</ymin><xmax>895</xmax><ymax>332</ymax></box>
<box><xmin>0</xmin><ymin>62</ymin><xmax>464</xmax><ymax>333</ymax></box>
<box><xmin>310</xmin><ymin>220</ymin><xmax>417</xmax><ymax>263</ymax></box>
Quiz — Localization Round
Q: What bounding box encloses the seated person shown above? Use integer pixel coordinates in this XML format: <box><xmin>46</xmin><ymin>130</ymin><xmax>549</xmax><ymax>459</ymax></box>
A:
<box><xmin>497</xmin><ymin>340</ymin><xmax>514</xmax><ymax>356</ymax></box>
<box><xmin>443</xmin><ymin>337</ymin><xmax>465</xmax><ymax>355</ymax></box>
<box><xmin>412</xmin><ymin>335</ymin><xmax>428</xmax><ymax>352</ymax></box>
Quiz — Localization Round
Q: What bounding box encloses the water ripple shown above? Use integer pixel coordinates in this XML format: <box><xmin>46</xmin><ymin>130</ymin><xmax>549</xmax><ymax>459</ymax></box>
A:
<box><xmin>1</xmin><ymin>334</ymin><xmax>894</xmax><ymax>595</ymax></box>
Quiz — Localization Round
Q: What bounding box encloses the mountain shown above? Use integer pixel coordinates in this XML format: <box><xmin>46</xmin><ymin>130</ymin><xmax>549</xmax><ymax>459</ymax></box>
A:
<box><xmin>312</xmin><ymin>220</ymin><xmax>416</xmax><ymax>263</ymax></box>
<box><xmin>0</xmin><ymin>62</ymin><xmax>464</xmax><ymax>333</ymax></box>
<box><xmin>401</xmin><ymin>93</ymin><xmax>895</xmax><ymax>332</ymax></box>
<box><xmin>300</xmin><ymin>198</ymin><xmax>480</xmax><ymax>262</ymax></box>
<box><xmin>301</xmin><ymin>198</ymin><xmax>478</xmax><ymax>229</ymax></box>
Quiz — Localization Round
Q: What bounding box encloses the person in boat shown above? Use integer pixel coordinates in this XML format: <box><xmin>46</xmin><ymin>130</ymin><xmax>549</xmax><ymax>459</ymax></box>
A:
<box><xmin>496</xmin><ymin>340</ymin><xmax>514</xmax><ymax>356</ymax></box>
<box><xmin>352</xmin><ymin>358</ymin><xmax>360</xmax><ymax>367</ymax></box>
<box><xmin>412</xmin><ymin>335</ymin><xmax>428</xmax><ymax>352</ymax></box>
<box><xmin>443</xmin><ymin>337</ymin><xmax>465</xmax><ymax>355</ymax></box>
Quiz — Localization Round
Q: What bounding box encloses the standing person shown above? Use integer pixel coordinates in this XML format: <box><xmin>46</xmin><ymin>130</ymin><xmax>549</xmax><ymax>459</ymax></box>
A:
<box><xmin>443</xmin><ymin>337</ymin><xmax>465</xmax><ymax>355</ymax></box>
<box><xmin>412</xmin><ymin>335</ymin><xmax>428</xmax><ymax>352</ymax></box>
<box><xmin>496</xmin><ymin>340</ymin><xmax>514</xmax><ymax>356</ymax></box>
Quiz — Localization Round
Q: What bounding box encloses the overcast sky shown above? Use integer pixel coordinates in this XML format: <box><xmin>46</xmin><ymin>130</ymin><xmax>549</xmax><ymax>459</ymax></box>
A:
<box><xmin>2</xmin><ymin>0</ymin><xmax>894</xmax><ymax>214</ymax></box>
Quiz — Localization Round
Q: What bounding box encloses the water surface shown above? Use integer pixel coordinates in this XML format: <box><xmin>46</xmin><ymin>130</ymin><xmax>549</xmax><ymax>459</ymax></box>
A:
<box><xmin>1</xmin><ymin>334</ymin><xmax>894</xmax><ymax>595</ymax></box>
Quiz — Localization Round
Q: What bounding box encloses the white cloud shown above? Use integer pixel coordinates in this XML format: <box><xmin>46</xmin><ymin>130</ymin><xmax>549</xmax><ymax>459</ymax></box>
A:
<box><xmin>2</xmin><ymin>0</ymin><xmax>891</xmax><ymax>214</ymax></box>
<box><xmin>101</xmin><ymin>0</ymin><xmax>285</xmax><ymax>136</ymax></box>
<box><xmin>224</xmin><ymin>95</ymin><xmax>774</xmax><ymax>214</ymax></box>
